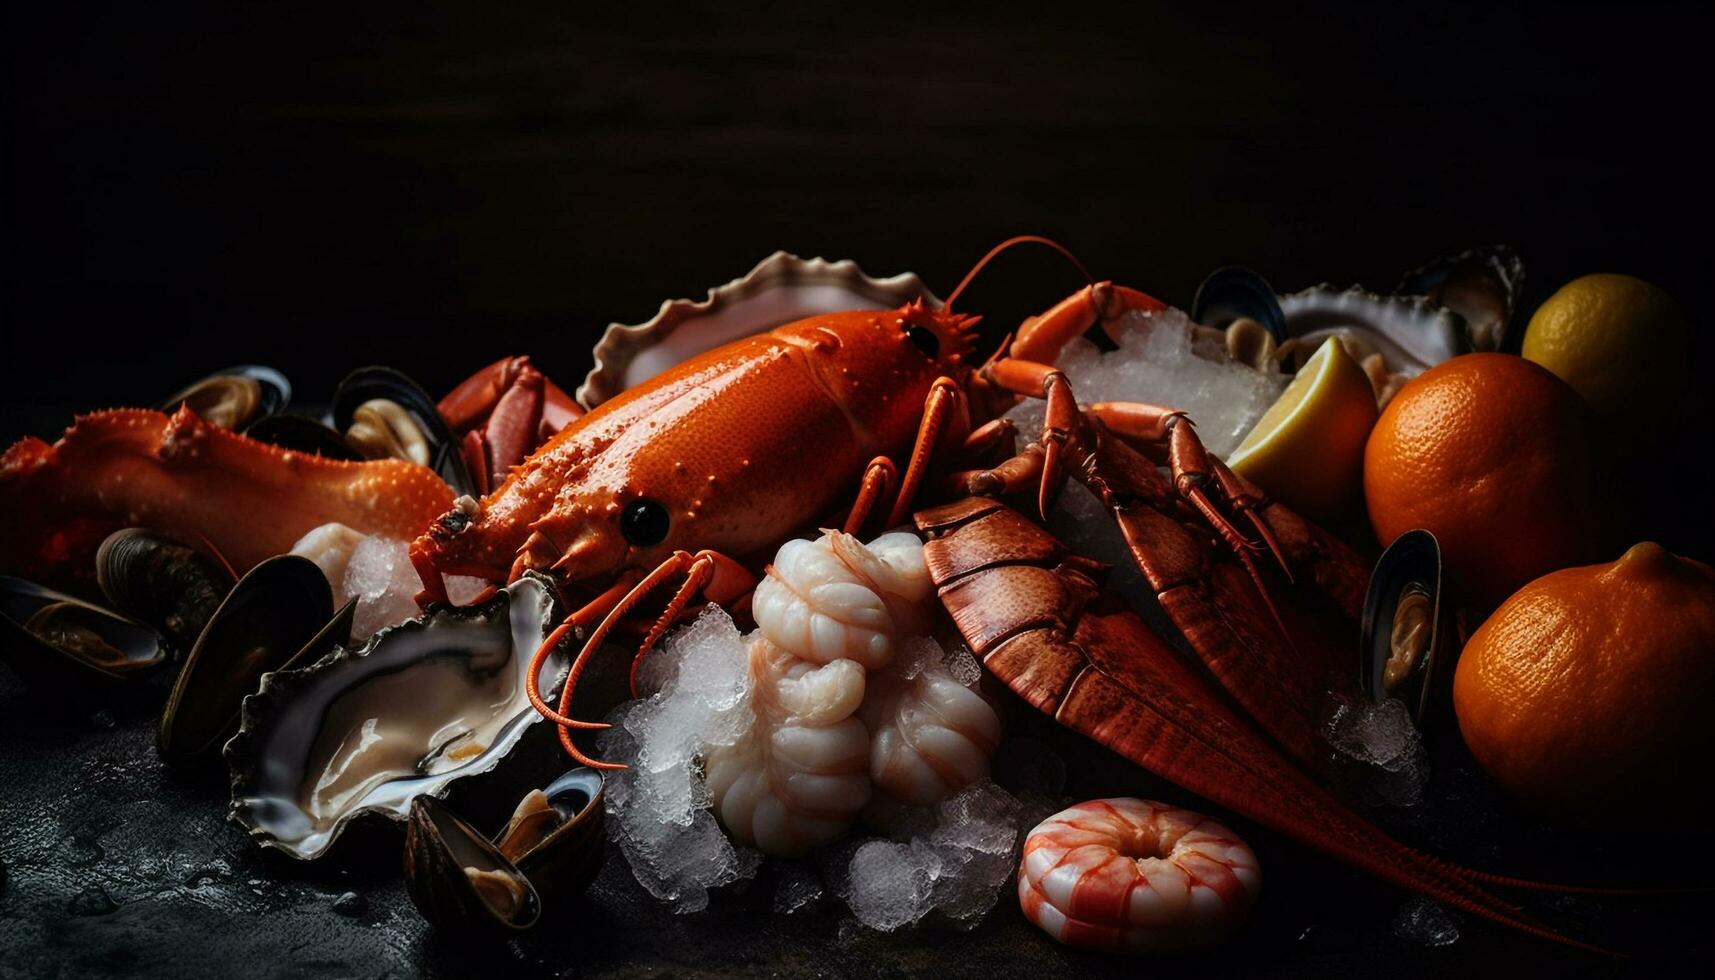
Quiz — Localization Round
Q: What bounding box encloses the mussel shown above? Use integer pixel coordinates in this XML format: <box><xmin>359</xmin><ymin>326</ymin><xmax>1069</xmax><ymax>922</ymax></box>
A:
<box><xmin>157</xmin><ymin>365</ymin><xmax>291</xmax><ymax>430</ymax></box>
<box><xmin>1190</xmin><ymin>266</ymin><xmax>1287</xmax><ymax>340</ymax></box>
<box><xmin>494</xmin><ymin>768</ymin><xmax>606</xmax><ymax>900</ymax></box>
<box><xmin>332</xmin><ymin>366</ymin><xmax>474</xmax><ymax>496</ymax></box>
<box><xmin>95</xmin><ymin>528</ymin><xmax>236</xmax><ymax>651</ymax></box>
<box><xmin>158</xmin><ymin>555</ymin><xmax>333</xmax><ymax>766</ymax></box>
<box><xmin>1360</xmin><ymin>530</ymin><xmax>1452</xmax><ymax>724</ymax></box>
<box><xmin>0</xmin><ymin>577</ymin><xmax>168</xmax><ymax>690</ymax></box>
<box><xmin>240</xmin><ymin>414</ymin><xmax>362</xmax><ymax>461</ymax></box>
<box><xmin>404</xmin><ymin>794</ymin><xmax>542</xmax><ymax>935</ymax></box>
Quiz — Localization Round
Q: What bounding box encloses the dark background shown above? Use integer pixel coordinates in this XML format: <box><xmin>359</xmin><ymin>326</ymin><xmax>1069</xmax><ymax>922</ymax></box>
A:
<box><xmin>3</xmin><ymin>1</ymin><xmax>1713</xmax><ymax>977</ymax></box>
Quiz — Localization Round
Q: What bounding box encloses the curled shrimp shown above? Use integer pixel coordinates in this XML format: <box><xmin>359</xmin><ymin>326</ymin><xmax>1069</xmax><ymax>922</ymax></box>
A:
<box><xmin>1018</xmin><ymin>798</ymin><xmax>1261</xmax><ymax>955</ymax></box>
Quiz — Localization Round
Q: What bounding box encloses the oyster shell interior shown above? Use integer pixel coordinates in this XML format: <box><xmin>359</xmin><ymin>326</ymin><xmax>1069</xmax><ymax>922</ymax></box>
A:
<box><xmin>228</xmin><ymin>576</ymin><xmax>562</xmax><ymax>860</ymax></box>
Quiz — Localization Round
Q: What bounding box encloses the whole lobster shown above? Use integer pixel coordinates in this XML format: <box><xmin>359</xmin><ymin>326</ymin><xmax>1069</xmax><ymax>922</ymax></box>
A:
<box><xmin>407</xmin><ymin>239</ymin><xmax>1617</xmax><ymax>949</ymax></box>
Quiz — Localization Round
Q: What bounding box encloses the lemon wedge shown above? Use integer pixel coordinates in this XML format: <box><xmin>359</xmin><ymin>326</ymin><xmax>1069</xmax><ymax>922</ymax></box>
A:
<box><xmin>1228</xmin><ymin>338</ymin><xmax>1379</xmax><ymax>520</ymax></box>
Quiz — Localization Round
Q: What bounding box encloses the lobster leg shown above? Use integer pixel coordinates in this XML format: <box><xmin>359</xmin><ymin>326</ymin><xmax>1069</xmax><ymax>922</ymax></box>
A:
<box><xmin>844</xmin><ymin>457</ymin><xmax>899</xmax><ymax>536</ymax></box>
<box><xmin>883</xmin><ymin>377</ymin><xmax>970</xmax><ymax>530</ymax></box>
<box><xmin>525</xmin><ymin>548</ymin><xmax>756</xmax><ymax>768</ymax></box>
<box><xmin>916</xmin><ymin>498</ymin><xmax>1607</xmax><ymax>953</ymax></box>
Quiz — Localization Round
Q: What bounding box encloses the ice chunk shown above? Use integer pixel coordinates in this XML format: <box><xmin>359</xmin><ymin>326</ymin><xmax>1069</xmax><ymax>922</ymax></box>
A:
<box><xmin>1326</xmin><ymin>696</ymin><xmax>1430</xmax><ymax>806</ymax></box>
<box><xmin>1006</xmin><ymin>306</ymin><xmax>1284</xmax><ymax>460</ymax></box>
<box><xmin>599</xmin><ymin>608</ymin><xmax>763</xmax><ymax>912</ymax></box>
<box><xmin>1392</xmin><ymin>895</ymin><xmax>1460</xmax><ymax>947</ymax></box>
<box><xmin>893</xmin><ymin>636</ymin><xmax>941</xmax><ymax>681</ymax></box>
<box><xmin>837</xmin><ymin>778</ymin><xmax>1045</xmax><ymax>931</ymax></box>
<box><xmin>341</xmin><ymin>535</ymin><xmax>428</xmax><ymax>640</ymax></box>
<box><xmin>942</xmin><ymin>643</ymin><xmax>982</xmax><ymax>688</ymax></box>
<box><xmin>845</xmin><ymin>840</ymin><xmax>938</xmax><ymax>931</ymax></box>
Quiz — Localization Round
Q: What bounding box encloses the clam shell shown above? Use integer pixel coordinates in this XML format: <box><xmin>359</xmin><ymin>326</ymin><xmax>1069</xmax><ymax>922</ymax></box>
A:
<box><xmin>158</xmin><ymin>556</ymin><xmax>333</xmax><ymax>767</ymax></box>
<box><xmin>0</xmin><ymin>576</ymin><xmax>167</xmax><ymax>690</ymax></box>
<box><xmin>404</xmin><ymin>794</ymin><xmax>542</xmax><ymax>934</ymax></box>
<box><xmin>225</xmin><ymin>575</ymin><xmax>566</xmax><ymax>860</ymax></box>
<box><xmin>578</xmin><ymin>251</ymin><xmax>937</xmax><ymax>408</ymax></box>
<box><xmin>95</xmin><ymin>528</ymin><xmax>236</xmax><ymax>652</ymax></box>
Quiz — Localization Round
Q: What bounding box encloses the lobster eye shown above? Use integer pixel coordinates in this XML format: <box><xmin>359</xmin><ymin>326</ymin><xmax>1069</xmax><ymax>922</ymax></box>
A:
<box><xmin>906</xmin><ymin>324</ymin><xmax>939</xmax><ymax>360</ymax></box>
<box><xmin>620</xmin><ymin>498</ymin><xmax>670</xmax><ymax>547</ymax></box>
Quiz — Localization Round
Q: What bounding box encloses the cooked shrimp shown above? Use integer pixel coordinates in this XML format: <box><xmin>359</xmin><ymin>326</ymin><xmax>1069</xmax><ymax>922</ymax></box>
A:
<box><xmin>1018</xmin><ymin>798</ymin><xmax>1261</xmax><ymax>955</ymax></box>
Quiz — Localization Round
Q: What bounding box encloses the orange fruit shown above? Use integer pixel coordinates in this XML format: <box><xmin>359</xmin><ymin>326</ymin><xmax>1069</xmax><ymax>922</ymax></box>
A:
<box><xmin>1453</xmin><ymin>543</ymin><xmax>1715</xmax><ymax>825</ymax></box>
<box><xmin>1363</xmin><ymin>353</ymin><xmax>1599</xmax><ymax>609</ymax></box>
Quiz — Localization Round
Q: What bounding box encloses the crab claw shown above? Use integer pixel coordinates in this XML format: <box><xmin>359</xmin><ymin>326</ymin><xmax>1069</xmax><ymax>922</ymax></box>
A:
<box><xmin>1009</xmin><ymin>282</ymin><xmax>1167</xmax><ymax>365</ymax></box>
<box><xmin>439</xmin><ymin>356</ymin><xmax>582</xmax><ymax>493</ymax></box>
<box><xmin>1</xmin><ymin>407</ymin><xmax>454</xmax><ymax>594</ymax></box>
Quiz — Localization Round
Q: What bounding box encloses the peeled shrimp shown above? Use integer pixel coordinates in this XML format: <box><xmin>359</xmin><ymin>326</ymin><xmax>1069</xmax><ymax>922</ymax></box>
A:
<box><xmin>704</xmin><ymin>638</ymin><xmax>871</xmax><ymax>857</ymax></box>
<box><xmin>862</xmin><ymin>642</ymin><xmax>1003</xmax><ymax>807</ymax></box>
<box><xmin>750</xmin><ymin>530</ymin><xmax>933</xmax><ymax>668</ymax></box>
<box><xmin>1019</xmin><ymin>798</ymin><xmax>1261</xmax><ymax>955</ymax></box>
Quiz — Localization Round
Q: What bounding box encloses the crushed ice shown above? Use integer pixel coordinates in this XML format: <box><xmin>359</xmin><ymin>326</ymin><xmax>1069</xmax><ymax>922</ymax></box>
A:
<box><xmin>1004</xmin><ymin>305</ymin><xmax>1283</xmax><ymax>460</ymax></box>
<box><xmin>598</xmin><ymin>608</ymin><xmax>762</xmax><ymax>913</ymax></box>
<box><xmin>831</xmin><ymin>780</ymin><xmax>1058</xmax><ymax>932</ymax></box>
<box><xmin>290</xmin><ymin>525</ymin><xmax>491</xmax><ymax>640</ymax></box>
<box><xmin>1325</xmin><ymin>695</ymin><xmax>1430</xmax><ymax>806</ymax></box>
<box><xmin>1003</xmin><ymin>306</ymin><xmax>1282</xmax><ymax>613</ymax></box>
<box><xmin>601</xmin><ymin>605</ymin><xmax>1061</xmax><ymax>928</ymax></box>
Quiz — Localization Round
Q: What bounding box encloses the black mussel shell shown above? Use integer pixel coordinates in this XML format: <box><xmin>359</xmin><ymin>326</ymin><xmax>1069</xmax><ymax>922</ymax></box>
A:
<box><xmin>496</xmin><ymin>768</ymin><xmax>605</xmax><ymax>901</ymax></box>
<box><xmin>157</xmin><ymin>365</ymin><xmax>291</xmax><ymax>430</ymax></box>
<box><xmin>157</xmin><ymin>556</ymin><xmax>332</xmax><ymax>766</ymax></box>
<box><xmin>1191</xmin><ymin>266</ymin><xmax>1287</xmax><ymax>340</ymax></box>
<box><xmin>278</xmin><ymin>597</ymin><xmax>357</xmax><ymax>675</ymax></box>
<box><xmin>332</xmin><ymin>366</ymin><xmax>474</xmax><ymax>496</ymax></box>
<box><xmin>241</xmin><ymin>414</ymin><xmax>362</xmax><ymax>460</ymax></box>
<box><xmin>1396</xmin><ymin>245</ymin><xmax>1524</xmax><ymax>354</ymax></box>
<box><xmin>1360</xmin><ymin>530</ymin><xmax>1450</xmax><ymax>724</ymax></box>
<box><xmin>405</xmin><ymin>795</ymin><xmax>542</xmax><ymax>935</ymax></box>
<box><xmin>95</xmin><ymin>529</ymin><xmax>236</xmax><ymax>652</ymax></box>
<box><xmin>0</xmin><ymin>576</ymin><xmax>167</xmax><ymax>690</ymax></box>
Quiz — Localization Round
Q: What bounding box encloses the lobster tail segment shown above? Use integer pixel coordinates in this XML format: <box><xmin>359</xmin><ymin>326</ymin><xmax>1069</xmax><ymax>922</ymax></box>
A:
<box><xmin>915</xmin><ymin>496</ymin><xmax>1614</xmax><ymax>954</ymax></box>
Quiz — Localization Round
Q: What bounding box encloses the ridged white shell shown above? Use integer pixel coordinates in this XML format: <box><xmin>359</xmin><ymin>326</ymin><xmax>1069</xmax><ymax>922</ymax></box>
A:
<box><xmin>578</xmin><ymin>252</ymin><xmax>937</xmax><ymax>408</ymax></box>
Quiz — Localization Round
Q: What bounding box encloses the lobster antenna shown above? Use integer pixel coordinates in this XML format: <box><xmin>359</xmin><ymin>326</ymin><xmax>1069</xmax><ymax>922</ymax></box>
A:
<box><xmin>943</xmin><ymin>234</ymin><xmax>1095</xmax><ymax>312</ymax></box>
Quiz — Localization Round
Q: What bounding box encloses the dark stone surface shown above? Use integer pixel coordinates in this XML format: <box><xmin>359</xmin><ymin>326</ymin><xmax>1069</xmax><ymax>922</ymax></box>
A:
<box><xmin>2</xmin><ymin>657</ymin><xmax>1711</xmax><ymax>979</ymax></box>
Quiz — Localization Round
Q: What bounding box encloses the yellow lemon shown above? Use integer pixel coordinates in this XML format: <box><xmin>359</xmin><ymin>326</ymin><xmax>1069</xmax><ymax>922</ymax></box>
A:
<box><xmin>1229</xmin><ymin>338</ymin><xmax>1379</xmax><ymax>520</ymax></box>
<box><xmin>1522</xmin><ymin>273</ymin><xmax>1688</xmax><ymax>436</ymax></box>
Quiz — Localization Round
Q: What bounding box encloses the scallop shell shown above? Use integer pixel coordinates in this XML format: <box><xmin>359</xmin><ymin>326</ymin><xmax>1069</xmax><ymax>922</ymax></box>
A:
<box><xmin>224</xmin><ymin>574</ymin><xmax>566</xmax><ymax>860</ymax></box>
<box><xmin>578</xmin><ymin>252</ymin><xmax>937</xmax><ymax>408</ymax></box>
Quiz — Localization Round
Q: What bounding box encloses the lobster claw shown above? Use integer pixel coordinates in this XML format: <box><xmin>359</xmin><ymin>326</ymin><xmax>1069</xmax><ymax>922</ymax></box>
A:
<box><xmin>438</xmin><ymin>356</ymin><xmax>583</xmax><ymax>494</ymax></box>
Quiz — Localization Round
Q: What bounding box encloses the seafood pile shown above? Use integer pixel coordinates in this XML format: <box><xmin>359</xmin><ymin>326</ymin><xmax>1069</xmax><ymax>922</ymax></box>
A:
<box><xmin>597</xmin><ymin>529</ymin><xmax>1018</xmax><ymax>926</ymax></box>
<box><xmin>2</xmin><ymin>239</ymin><xmax>1703</xmax><ymax>958</ymax></box>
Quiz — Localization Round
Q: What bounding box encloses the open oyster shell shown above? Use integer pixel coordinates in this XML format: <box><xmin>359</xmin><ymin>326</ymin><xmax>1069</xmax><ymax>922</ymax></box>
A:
<box><xmin>225</xmin><ymin>574</ymin><xmax>566</xmax><ymax>860</ymax></box>
<box><xmin>578</xmin><ymin>251</ymin><xmax>936</xmax><ymax>408</ymax></box>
